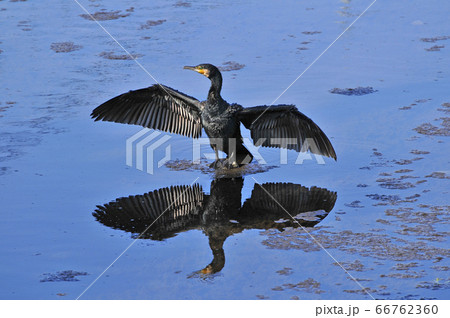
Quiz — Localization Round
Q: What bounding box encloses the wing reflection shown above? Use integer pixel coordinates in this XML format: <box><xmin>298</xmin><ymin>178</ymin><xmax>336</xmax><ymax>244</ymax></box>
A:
<box><xmin>93</xmin><ymin>178</ymin><xmax>337</xmax><ymax>277</ymax></box>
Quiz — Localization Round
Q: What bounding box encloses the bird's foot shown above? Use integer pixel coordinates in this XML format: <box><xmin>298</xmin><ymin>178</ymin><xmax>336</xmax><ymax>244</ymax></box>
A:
<box><xmin>209</xmin><ymin>159</ymin><xmax>225</xmax><ymax>169</ymax></box>
<box><xmin>209</xmin><ymin>159</ymin><xmax>239</xmax><ymax>170</ymax></box>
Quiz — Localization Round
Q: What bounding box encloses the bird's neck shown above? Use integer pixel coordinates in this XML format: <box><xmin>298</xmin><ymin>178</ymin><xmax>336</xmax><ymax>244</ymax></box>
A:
<box><xmin>207</xmin><ymin>74</ymin><xmax>223</xmax><ymax>103</ymax></box>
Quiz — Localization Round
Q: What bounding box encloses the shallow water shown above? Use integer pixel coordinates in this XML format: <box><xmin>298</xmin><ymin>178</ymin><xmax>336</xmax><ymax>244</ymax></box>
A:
<box><xmin>0</xmin><ymin>0</ymin><xmax>449</xmax><ymax>299</ymax></box>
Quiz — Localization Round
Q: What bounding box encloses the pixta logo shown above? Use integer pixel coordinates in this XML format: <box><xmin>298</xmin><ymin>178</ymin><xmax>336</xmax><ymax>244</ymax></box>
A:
<box><xmin>126</xmin><ymin>128</ymin><xmax>171</xmax><ymax>175</ymax></box>
<box><xmin>126</xmin><ymin>129</ymin><xmax>326</xmax><ymax>175</ymax></box>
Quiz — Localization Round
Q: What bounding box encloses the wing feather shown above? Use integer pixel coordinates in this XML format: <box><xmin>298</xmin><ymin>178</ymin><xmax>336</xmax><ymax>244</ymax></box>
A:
<box><xmin>91</xmin><ymin>84</ymin><xmax>202</xmax><ymax>138</ymax></box>
<box><xmin>93</xmin><ymin>185</ymin><xmax>204</xmax><ymax>240</ymax></box>
<box><xmin>237</xmin><ymin>105</ymin><xmax>336</xmax><ymax>160</ymax></box>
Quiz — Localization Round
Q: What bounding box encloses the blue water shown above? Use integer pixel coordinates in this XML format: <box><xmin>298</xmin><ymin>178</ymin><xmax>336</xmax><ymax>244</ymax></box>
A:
<box><xmin>0</xmin><ymin>0</ymin><xmax>449</xmax><ymax>299</ymax></box>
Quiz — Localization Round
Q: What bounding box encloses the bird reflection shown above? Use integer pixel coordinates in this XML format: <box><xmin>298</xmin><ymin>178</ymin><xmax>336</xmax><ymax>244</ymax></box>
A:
<box><xmin>93</xmin><ymin>178</ymin><xmax>337</xmax><ymax>277</ymax></box>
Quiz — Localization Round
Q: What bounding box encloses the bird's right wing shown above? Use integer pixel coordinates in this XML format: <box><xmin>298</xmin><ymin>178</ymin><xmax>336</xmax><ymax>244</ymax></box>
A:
<box><xmin>93</xmin><ymin>185</ymin><xmax>205</xmax><ymax>240</ymax></box>
<box><xmin>91</xmin><ymin>84</ymin><xmax>203</xmax><ymax>138</ymax></box>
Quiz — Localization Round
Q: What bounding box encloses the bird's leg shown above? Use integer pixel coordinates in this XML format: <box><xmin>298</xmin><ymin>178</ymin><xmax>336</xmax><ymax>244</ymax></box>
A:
<box><xmin>215</xmin><ymin>148</ymin><xmax>219</xmax><ymax>161</ymax></box>
<box><xmin>209</xmin><ymin>147</ymin><xmax>223</xmax><ymax>169</ymax></box>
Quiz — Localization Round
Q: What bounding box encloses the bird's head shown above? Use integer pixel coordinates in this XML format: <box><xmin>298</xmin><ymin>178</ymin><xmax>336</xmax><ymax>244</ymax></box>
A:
<box><xmin>183</xmin><ymin>63</ymin><xmax>221</xmax><ymax>79</ymax></box>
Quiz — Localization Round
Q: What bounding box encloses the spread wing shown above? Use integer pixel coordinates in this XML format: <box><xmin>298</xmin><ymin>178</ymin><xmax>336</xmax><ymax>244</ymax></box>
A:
<box><xmin>92</xmin><ymin>185</ymin><xmax>204</xmax><ymax>240</ymax></box>
<box><xmin>237</xmin><ymin>105</ymin><xmax>336</xmax><ymax>160</ymax></box>
<box><xmin>91</xmin><ymin>84</ymin><xmax>202</xmax><ymax>138</ymax></box>
<box><xmin>239</xmin><ymin>183</ymin><xmax>337</xmax><ymax>228</ymax></box>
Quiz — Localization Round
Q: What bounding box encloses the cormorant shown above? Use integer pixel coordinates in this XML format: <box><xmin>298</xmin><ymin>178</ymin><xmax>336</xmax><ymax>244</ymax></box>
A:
<box><xmin>91</xmin><ymin>64</ymin><xmax>336</xmax><ymax>168</ymax></box>
<box><xmin>93</xmin><ymin>178</ymin><xmax>337</xmax><ymax>275</ymax></box>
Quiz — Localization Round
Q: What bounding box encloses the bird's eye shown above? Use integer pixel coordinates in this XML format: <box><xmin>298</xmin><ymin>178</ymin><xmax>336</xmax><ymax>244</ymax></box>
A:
<box><xmin>197</xmin><ymin>66</ymin><xmax>203</xmax><ymax>70</ymax></box>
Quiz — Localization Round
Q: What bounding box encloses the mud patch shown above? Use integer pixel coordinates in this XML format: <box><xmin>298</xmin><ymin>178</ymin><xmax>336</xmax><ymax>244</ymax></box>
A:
<box><xmin>438</xmin><ymin>103</ymin><xmax>450</xmax><ymax>114</ymax></box>
<box><xmin>40</xmin><ymin>270</ymin><xmax>88</xmax><ymax>282</ymax></box>
<box><xmin>420</xmin><ymin>35</ymin><xmax>450</xmax><ymax>43</ymax></box>
<box><xmin>333</xmin><ymin>260</ymin><xmax>372</xmax><ymax>272</ymax></box>
<box><xmin>329</xmin><ymin>87</ymin><xmax>377</xmax><ymax>96</ymax></box>
<box><xmin>343</xmin><ymin>287</ymin><xmax>377</xmax><ymax>295</ymax></box>
<box><xmin>380</xmin><ymin>272</ymin><xmax>424</xmax><ymax>279</ymax></box>
<box><xmin>302</xmin><ymin>31</ymin><xmax>321</xmax><ymax>35</ymax></box>
<box><xmin>17</xmin><ymin>20</ymin><xmax>31</xmax><ymax>31</ymax></box>
<box><xmin>261</xmin><ymin>226</ymin><xmax>449</xmax><ymax>262</ymax></box>
<box><xmin>164</xmin><ymin>158</ymin><xmax>276</xmax><ymax>178</ymax></box>
<box><xmin>139</xmin><ymin>19</ymin><xmax>166</xmax><ymax>30</ymax></box>
<box><xmin>344</xmin><ymin>200</ymin><xmax>364</xmax><ymax>208</ymax></box>
<box><xmin>392</xmin><ymin>262</ymin><xmax>418</xmax><ymax>271</ymax></box>
<box><xmin>377</xmin><ymin>178</ymin><xmax>415</xmax><ymax>190</ymax></box>
<box><xmin>50</xmin><ymin>42</ymin><xmax>83</xmax><ymax>53</ymax></box>
<box><xmin>366</xmin><ymin>194</ymin><xmax>401</xmax><ymax>203</ymax></box>
<box><xmin>99</xmin><ymin>51</ymin><xmax>143</xmax><ymax>60</ymax></box>
<box><xmin>393</xmin><ymin>159</ymin><xmax>413</xmax><ymax>165</ymax></box>
<box><xmin>416</xmin><ymin>278</ymin><xmax>450</xmax><ymax>290</ymax></box>
<box><xmin>425</xmin><ymin>45</ymin><xmax>444</xmax><ymax>52</ymax></box>
<box><xmin>272</xmin><ymin>278</ymin><xmax>325</xmax><ymax>294</ymax></box>
<box><xmin>425</xmin><ymin>172</ymin><xmax>450</xmax><ymax>179</ymax></box>
<box><xmin>399</xmin><ymin>99</ymin><xmax>432</xmax><ymax>110</ymax></box>
<box><xmin>80</xmin><ymin>10</ymin><xmax>130</xmax><ymax>21</ymax></box>
<box><xmin>0</xmin><ymin>166</ymin><xmax>11</xmax><ymax>176</ymax></box>
<box><xmin>173</xmin><ymin>1</ymin><xmax>191</xmax><ymax>7</ymax></box>
<box><xmin>218</xmin><ymin>61</ymin><xmax>245</xmax><ymax>72</ymax></box>
<box><xmin>410</xmin><ymin>150</ymin><xmax>429</xmax><ymax>155</ymax></box>
<box><xmin>276</xmin><ymin>267</ymin><xmax>293</xmax><ymax>276</ymax></box>
<box><xmin>395</xmin><ymin>169</ymin><xmax>413</xmax><ymax>173</ymax></box>
<box><xmin>256</xmin><ymin>294</ymin><xmax>270</xmax><ymax>299</ymax></box>
<box><xmin>0</xmin><ymin>104</ymin><xmax>13</xmax><ymax>117</ymax></box>
<box><xmin>414</xmin><ymin>117</ymin><xmax>450</xmax><ymax>136</ymax></box>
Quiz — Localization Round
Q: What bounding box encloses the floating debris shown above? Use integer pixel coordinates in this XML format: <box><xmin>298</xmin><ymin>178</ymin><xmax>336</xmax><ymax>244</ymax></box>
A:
<box><xmin>173</xmin><ymin>1</ymin><xmax>191</xmax><ymax>7</ymax></box>
<box><xmin>438</xmin><ymin>102</ymin><xmax>450</xmax><ymax>114</ymax></box>
<box><xmin>395</xmin><ymin>169</ymin><xmax>413</xmax><ymax>173</ymax></box>
<box><xmin>80</xmin><ymin>10</ymin><xmax>130</xmax><ymax>21</ymax></box>
<box><xmin>333</xmin><ymin>259</ymin><xmax>371</xmax><ymax>272</ymax></box>
<box><xmin>414</xmin><ymin>117</ymin><xmax>450</xmax><ymax>136</ymax></box>
<box><xmin>329</xmin><ymin>86</ymin><xmax>377</xmax><ymax>96</ymax></box>
<box><xmin>164</xmin><ymin>158</ymin><xmax>276</xmax><ymax>178</ymax></box>
<box><xmin>99</xmin><ymin>51</ymin><xmax>143</xmax><ymax>60</ymax></box>
<box><xmin>50</xmin><ymin>42</ymin><xmax>83</xmax><ymax>53</ymax></box>
<box><xmin>425</xmin><ymin>172</ymin><xmax>450</xmax><ymax>179</ymax></box>
<box><xmin>420</xmin><ymin>35</ymin><xmax>450</xmax><ymax>43</ymax></box>
<box><xmin>344</xmin><ymin>200</ymin><xmax>364</xmax><ymax>208</ymax></box>
<box><xmin>366</xmin><ymin>194</ymin><xmax>401</xmax><ymax>202</ymax></box>
<box><xmin>272</xmin><ymin>278</ymin><xmax>325</xmax><ymax>294</ymax></box>
<box><xmin>425</xmin><ymin>45</ymin><xmax>444</xmax><ymax>52</ymax></box>
<box><xmin>410</xmin><ymin>150</ymin><xmax>430</xmax><ymax>155</ymax></box>
<box><xmin>140</xmin><ymin>19</ymin><xmax>166</xmax><ymax>30</ymax></box>
<box><xmin>378</xmin><ymin>180</ymin><xmax>415</xmax><ymax>190</ymax></box>
<box><xmin>302</xmin><ymin>31</ymin><xmax>321</xmax><ymax>35</ymax></box>
<box><xmin>40</xmin><ymin>270</ymin><xmax>88</xmax><ymax>282</ymax></box>
<box><xmin>276</xmin><ymin>267</ymin><xmax>293</xmax><ymax>276</ymax></box>
<box><xmin>393</xmin><ymin>159</ymin><xmax>413</xmax><ymax>165</ymax></box>
<box><xmin>218</xmin><ymin>61</ymin><xmax>245</xmax><ymax>72</ymax></box>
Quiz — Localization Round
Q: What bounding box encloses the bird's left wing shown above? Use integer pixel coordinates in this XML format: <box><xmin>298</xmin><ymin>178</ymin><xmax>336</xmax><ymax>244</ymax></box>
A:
<box><xmin>239</xmin><ymin>182</ymin><xmax>337</xmax><ymax>228</ymax></box>
<box><xmin>237</xmin><ymin>105</ymin><xmax>336</xmax><ymax>160</ymax></box>
<box><xmin>91</xmin><ymin>84</ymin><xmax>202</xmax><ymax>138</ymax></box>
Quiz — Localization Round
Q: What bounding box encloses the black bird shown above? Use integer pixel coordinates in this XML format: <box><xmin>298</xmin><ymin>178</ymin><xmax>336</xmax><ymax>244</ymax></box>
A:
<box><xmin>91</xmin><ymin>64</ymin><xmax>336</xmax><ymax>168</ymax></box>
<box><xmin>93</xmin><ymin>178</ymin><xmax>337</xmax><ymax>276</ymax></box>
